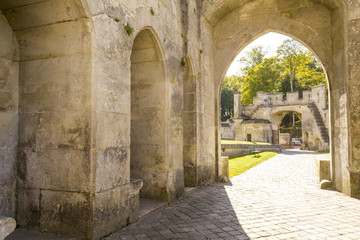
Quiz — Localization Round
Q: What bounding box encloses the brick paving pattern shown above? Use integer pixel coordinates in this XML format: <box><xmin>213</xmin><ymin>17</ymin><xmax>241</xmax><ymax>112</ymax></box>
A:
<box><xmin>105</xmin><ymin>150</ymin><xmax>360</xmax><ymax>240</ymax></box>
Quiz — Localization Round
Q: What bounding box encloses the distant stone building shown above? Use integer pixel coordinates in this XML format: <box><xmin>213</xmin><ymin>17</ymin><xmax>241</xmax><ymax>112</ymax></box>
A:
<box><xmin>221</xmin><ymin>85</ymin><xmax>329</xmax><ymax>151</ymax></box>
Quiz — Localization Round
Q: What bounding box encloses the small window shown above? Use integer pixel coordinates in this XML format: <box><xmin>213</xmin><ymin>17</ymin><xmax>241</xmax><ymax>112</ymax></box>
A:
<box><xmin>247</xmin><ymin>134</ymin><xmax>252</xmax><ymax>142</ymax></box>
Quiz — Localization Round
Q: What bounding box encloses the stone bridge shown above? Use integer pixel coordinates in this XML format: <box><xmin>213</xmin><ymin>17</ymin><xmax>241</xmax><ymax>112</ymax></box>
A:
<box><xmin>222</xmin><ymin>85</ymin><xmax>329</xmax><ymax>150</ymax></box>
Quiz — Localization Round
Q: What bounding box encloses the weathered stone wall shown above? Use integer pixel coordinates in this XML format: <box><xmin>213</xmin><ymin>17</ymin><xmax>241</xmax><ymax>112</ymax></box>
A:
<box><xmin>0</xmin><ymin>11</ymin><xmax>18</xmax><ymax>218</ymax></box>
<box><xmin>221</xmin><ymin>120</ymin><xmax>235</xmax><ymax>139</ymax></box>
<box><xmin>346</xmin><ymin>0</ymin><xmax>360</xmax><ymax>198</ymax></box>
<box><xmin>0</xmin><ymin>0</ymin><xmax>359</xmax><ymax>239</ymax></box>
<box><xmin>234</xmin><ymin>122</ymin><xmax>273</xmax><ymax>143</ymax></box>
<box><xmin>1</xmin><ymin>1</ymin><xmax>95</xmax><ymax>238</ymax></box>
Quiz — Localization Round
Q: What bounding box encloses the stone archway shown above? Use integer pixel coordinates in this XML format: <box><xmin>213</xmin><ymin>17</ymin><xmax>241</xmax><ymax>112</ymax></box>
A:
<box><xmin>183</xmin><ymin>58</ymin><xmax>199</xmax><ymax>187</ymax></box>
<box><xmin>130</xmin><ymin>28</ymin><xmax>168</xmax><ymax>201</ymax></box>
<box><xmin>208</xmin><ymin>0</ymin><xmax>349</xmax><ymax>195</ymax></box>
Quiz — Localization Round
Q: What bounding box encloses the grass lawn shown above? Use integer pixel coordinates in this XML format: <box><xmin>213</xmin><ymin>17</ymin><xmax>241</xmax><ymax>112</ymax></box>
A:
<box><xmin>229</xmin><ymin>152</ymin><xmax>278</xmax><ymax>178</ymax></box>
<box><xmin>221</xmin><ymin>140</ymin><xmax>270</xmax><ymax>145</ymax></box>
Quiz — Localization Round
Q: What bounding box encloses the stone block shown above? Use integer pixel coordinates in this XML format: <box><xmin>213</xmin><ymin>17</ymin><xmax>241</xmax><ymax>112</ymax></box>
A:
<box><xmin>0</xmin><ymin>217</ymin><xmax>16</xmax><ymax>240</ymax></box>
<box><xmin>131</xmin><ymin>108</ymin><xmax>166</xmax><ymax>145</ymax></box>
<box><xmin>0</xmin><ymin>147</ymin><xmax>16</xmax><ymax>188</ymax></box>
<box><xmin>35</xmin><ymin>111</ymin><xmax>91</xmax><ymax>150</ymax></box>
<box><xmin>130</xmin><ymin>151</ymin><xmax>168</xmax><ymax>200</ymax></box>
<box><xmin>277</xmin><ymin>0</ymin><xmax>302</xmax><ymax>12</ymax></box>
<box><xmin>0</xmin><ymin>14</ymin><xmax>14</xmax><ymax>59</ymax></box>
<box><xmin>18</xmin><ymin>113</ymin><xmax>37</xmax><ymax>148</ymax></box>
<box><xmin>0</xmin><ymin>189</ymin><xmax>15</xmax><ymax>217</ymax></box>
<box><xmin>96</xmin><ymin>112</ymin><xmax>130</xmax><ymax>148</ymax></box>
<box><xmin>86</xmin><ymin>0</ymin><xmax>105</xmax><ymax>15</ymax></box>
<box><xmin>15</xmin><ymin>19</ymin><xmax>91</xmax><ymax>61</ymax></box>
<box><xmin>2</xmin><ymin>0</ymin><xmax>87</xmax><ymax>31</ymax></box>
<box><xmin>97</xmin><ymin>55</ymin><xmax>130</xmax><ymax>114</ymax></box>
<box><xmin>184</xmin><ymin>166</ymin><xmax>197</xmax><ymax>187</ymax></box>
<box><xmin>19</xmin><ymin>55</ymin><xmax>91</xmax><ymax>113</ymax></box>
<box><xmin>221</xmin><ymin>156</ymin><xmax>230</xmax><ymax>181</ymax></box>
<box><xmin>319</xmin><ymin>159</ymin><xmax>331</xmax><ymax>181</ymax></box>
<box><xmin>320</xmin><ymin>179</ymin><xmax>334</xmax><ymax>190</ymax></box>
<box><xmin>17</xmin><ymin>148</ymin><xmax>91</xmax><ymax>192</ymax></box>
<box><xmin>40</xmin><ymin>190</ymin><xmax>93</xmax><ymax>239</ymax></box>
<box><xmin>92</xmin><ymin>14</ymin><xmax>132</xmax><ymax>60</ymax></box>
<box><xmin>16</xmin><ymin>188</ymin><xmax>40</xmax><ymax>230</ymax></box>
<box><xmin>131</xmin><ymin>82</ymin><xmax>166</xmax><ymax>108</ymax></box>
<box><xmin>348</xmin><ymin>20</ymin><xmax>360</xmax><ymax>65</ymax></box>
<box><xmin>183</xmin><ymin>144</ymin><xmax>197</xmax><ymax>165</ymax></box>
<box><xmin>0</xmin><ymin>111</ymin><xmax>17</xmax><ymax>149</ymax></box>
<box><xmin>348</xmin><ymin>0</ymin><xmax>360</xmax><ymax>20</ymax></box>
<box><xmin>350</xmin><ymin>171</ymin><xmax>360</xmax><ymax>199</ymax></box>
<box><xmin>94</xmin><ymin>145</ymin><xmax>130</xmax><ymax>192</ymax></box>
<box><xmin>93</xmin><ymin>180</ymin><xmax>142</xmax><ymax>240</ymax></box>
<box><xmin>0</xmin><ymin>0</ymin><xmax>43</xmax><ymax>10</ymax></box>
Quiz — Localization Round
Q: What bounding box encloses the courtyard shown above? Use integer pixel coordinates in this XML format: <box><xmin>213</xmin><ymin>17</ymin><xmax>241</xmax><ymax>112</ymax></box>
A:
<box><xmin>10</xmin><ymin>149</ymin><xmax>359</xmax><ymax>239</ymax></box>
<box><xmin>103</xmin><ymin>149</ymin><xmax>360</xmax><ymax>240</ymax></box>
<box><xmin>6</xmin><ymin>149</ymin><xmax>360</xmax><ymax>240</ymax></box>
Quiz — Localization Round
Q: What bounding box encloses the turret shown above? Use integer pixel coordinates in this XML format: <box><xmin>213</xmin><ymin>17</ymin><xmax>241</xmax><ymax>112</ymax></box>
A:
<box><xmin>234</xmin><ymin>91</ymin><xmax>242</xmax><ymax>118</ymax></box>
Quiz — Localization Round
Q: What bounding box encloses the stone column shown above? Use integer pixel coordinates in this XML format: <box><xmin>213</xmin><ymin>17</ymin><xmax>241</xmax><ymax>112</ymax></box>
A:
<box><xmin>234</xmin><ymin>91</ymin><xmax>242</xmax><ymax>118</ymax></box>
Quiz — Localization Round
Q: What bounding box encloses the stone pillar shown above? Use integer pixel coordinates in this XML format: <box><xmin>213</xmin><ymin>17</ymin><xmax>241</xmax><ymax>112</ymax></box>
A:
<box><xmin>221</xmin><ymin>156</ymin><xmax>230</xmax><ymax>180</ymax></box>
<box><xmin>234</xmin><ymin>92</ymin><xmax>242</xmax><ymax>118</ymax></box>
<box><xmin>0</xmin><ymin>217</ymin><xmax>16</xmax><ymax>239</ymax></box>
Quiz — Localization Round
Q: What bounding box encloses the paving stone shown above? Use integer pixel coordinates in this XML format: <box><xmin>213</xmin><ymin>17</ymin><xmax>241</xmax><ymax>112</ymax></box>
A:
<box><xmin>15</xmin><ymin>149</ymin><xmax>358</xmax><ymax>240</ymax></box>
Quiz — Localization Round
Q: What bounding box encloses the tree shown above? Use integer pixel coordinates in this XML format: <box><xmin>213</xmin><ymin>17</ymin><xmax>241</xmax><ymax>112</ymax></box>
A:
<box><xmin>220</xmin><ymin>38</ymin><xmax>327</xmax><ymax>122</ymax></box>
<box><xmin>241</xmin><ymin>57</ymin><xmax>281</xmax><ymax>104</ymax></box>
<box><xmin>220</xmin><ymin>75</ymin><xmax>243</xmax><ymax>121</ymax></box>
<box><xmin>239</xmin><ymin>45</ymin><xmax>267</xmax><ymax>71</ymax></box>
<box><xmin>277</xmin><ymin>39</ymin><xmax>307</xmax><ymax>93</ymax></box>
<box><xmin>277</xmin><ymin>40</ymin><xmax>309</xmax><ymax>129</ymax></box>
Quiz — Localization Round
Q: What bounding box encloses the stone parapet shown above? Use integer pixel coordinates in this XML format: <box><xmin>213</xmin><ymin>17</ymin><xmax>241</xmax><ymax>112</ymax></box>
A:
<box><xmin>221</xmin><ymin>144</ymin><xmax>282</xmax><ymax>159</ymax></box>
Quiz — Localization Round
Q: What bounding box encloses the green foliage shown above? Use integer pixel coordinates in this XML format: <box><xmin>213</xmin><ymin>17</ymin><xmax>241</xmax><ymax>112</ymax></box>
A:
<box><xmin>239</xmin><ymin>45</ymin><xmax>267</xmax><ymax>70</ymax></box>
<box><xmin>180</xmin><ymin>57</ymin><xmax>187</xmax><ymax>67</ymax></box>
<box><xmin>241</xmin><ymin>56</ymin><xmax>281</xmax><ymax>104</ymax></box>
<box><xmin>229</xmin><ymin>152</ymin><xmax>278</xmax><ymax>178</ymax></box>
<box><xmin>280</xmin><ymin>112</ymin><xmax>302</xmax><ymax>138</ymax></box>
<box><xmin>221</xmin><ymin>75</ymin><xmax>242</xmax><ymax>120</ymax></box>
<box><xmin>114</xmin><ymin>18</ymin><xmax>120</xmax><ymax>22</ymax></box>
<box><xmin>220</xmin><ymin>39</ymin><xmax>327</xmax><ymax>120</ymax></box>
<box><xmin>124</xmin><ymin>23</ymin><xmax>134</xmax><ymax>36</ymax></box>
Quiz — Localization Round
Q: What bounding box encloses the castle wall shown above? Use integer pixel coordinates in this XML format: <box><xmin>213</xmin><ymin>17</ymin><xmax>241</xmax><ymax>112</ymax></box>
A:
<box><xmin>0</xmin><ymin>0</ymin><xmax>359</xmax><ymax>239</ymax></box>
<box><xmin>0</xmin><ymin>12</ymin><xmax>18</xmax><ymax>218</ymax></box>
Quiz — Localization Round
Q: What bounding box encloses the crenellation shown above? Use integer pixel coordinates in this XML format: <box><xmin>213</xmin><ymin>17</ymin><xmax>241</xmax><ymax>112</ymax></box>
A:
<box><xmin>223</xmin><ymin>85</ymin><xmax>329</xmax><ymax>151</ymax></box>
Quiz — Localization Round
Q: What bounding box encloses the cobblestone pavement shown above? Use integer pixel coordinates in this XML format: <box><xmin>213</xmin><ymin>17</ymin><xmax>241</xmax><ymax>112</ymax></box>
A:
<box><xmin>105</xmin><ymin>150</ymin><xmax>360</xmax><ymax>240</ymax></box>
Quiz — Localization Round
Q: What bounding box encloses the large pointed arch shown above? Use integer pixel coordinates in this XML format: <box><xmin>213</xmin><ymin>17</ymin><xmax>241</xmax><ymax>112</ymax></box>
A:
<box><xmin>212</xmin><ymin>0</ymin><xmax>348</xmax><ymax>195</ymax></box>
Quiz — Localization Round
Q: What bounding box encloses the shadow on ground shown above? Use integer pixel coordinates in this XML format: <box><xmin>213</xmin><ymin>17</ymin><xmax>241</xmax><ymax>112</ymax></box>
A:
<box><xmin>104</xmin><ymin>181</ymin><xmax>249</xmax><ymax>240</ymax></box>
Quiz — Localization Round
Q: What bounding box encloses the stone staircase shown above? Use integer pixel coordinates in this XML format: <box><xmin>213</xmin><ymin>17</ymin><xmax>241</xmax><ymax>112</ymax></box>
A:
<box><xmin>307</xmin><ymin>102</ymin><xmax>329</xmax><ymax>143</ymax></box>
<box><xmin>249</xmin><ymin>104</ymin><xmax>262</xmax><ymax>119</ymax></box>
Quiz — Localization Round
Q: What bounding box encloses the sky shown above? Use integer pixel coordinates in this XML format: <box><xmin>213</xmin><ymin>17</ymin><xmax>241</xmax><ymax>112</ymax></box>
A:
<box><xmin>226</xmin><ymin>32</ymin><xmax>291</xmax><ymax>76</ymax></box>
